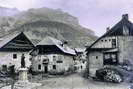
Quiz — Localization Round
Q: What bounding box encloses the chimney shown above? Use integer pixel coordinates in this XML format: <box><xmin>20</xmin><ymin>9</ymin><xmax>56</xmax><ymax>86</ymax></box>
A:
<box><xmin>63</xmin><ymin>41</ymin><xmax>68</xmax><ymax>50</ymax></box>
<box><xmin>106</xmin><ymin>27</ymin><xmax>110</xmax><ymax>32</ymax></box>
<box><xmin>122</xmin><ymin>14</ymin><xmax>128</xmax><ymax>20</ymax></box>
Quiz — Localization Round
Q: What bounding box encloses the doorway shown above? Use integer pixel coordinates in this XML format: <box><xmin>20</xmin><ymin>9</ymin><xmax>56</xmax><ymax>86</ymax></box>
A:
<box><xmin>44</xmin><ymin>65</ymin><xmax>48</xmax><ymax>73</ymax></box>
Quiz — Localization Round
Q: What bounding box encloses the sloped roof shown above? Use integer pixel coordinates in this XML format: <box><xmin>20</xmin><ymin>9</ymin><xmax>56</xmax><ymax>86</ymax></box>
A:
<box><xmin>0</xmin><ymin>32</ymin><xmax>22</xmax><ymax>48</ymax></box>
<box><xmin>37</xmin><ymin>36</ymin><xmax>76</xmax><ymax>55</ymax></box>
<box><xmin>0</xmin><ymin>32</ymin><xmax>34</xmax><ymax>51</ymax></box>
<box><xmin>37</xmin><ymin>36</ymin><xmax>62</xmax><ymax>46</ymax></box>
<box><xmin>103</xmin><ymin>48</ymin><xmax>118</xmax><ymax>53</ymax></box>
<box><xmin>104</xmin><ymin>15</ymin><xmax>133</xmax><ymax>36</ymax></box>
<box><xmin>75</xmin><ymin>48</ymin><xmax>86</xmax><ymax>53</ymax></box>
<box><xmin>86</xmin><ymin>14</ymin><xmax>133</xmax><ymax>51</ymax></box>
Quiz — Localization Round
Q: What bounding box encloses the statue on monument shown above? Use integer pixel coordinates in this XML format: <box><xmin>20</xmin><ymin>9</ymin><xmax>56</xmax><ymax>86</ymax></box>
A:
<box><xmin>21</xmin><ymin>54</ymin><xmax>26</xmax><ymax>68</ymax></box>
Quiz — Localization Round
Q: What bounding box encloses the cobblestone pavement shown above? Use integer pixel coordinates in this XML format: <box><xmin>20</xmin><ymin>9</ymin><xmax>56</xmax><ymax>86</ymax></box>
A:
<box><xmin>33</xmin><ymin>73</ymin><xmax>130</xmax><ymax>89</ymax></box>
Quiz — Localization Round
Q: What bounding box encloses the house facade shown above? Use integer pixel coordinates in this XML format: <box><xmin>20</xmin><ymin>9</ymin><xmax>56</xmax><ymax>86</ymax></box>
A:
<box><xmin>31</xmin><ymin>36</ymin><xmax>76</xmax><ymax>74</ymax></box>
<box><xmin>0</xmin><ymin>32</ymin><xmax>34</xmax><ymax>70</ymax></box>
<box><xmin>86</xmin><ymin>14</ymin><xmax>133</xmax><ymax>76</ymax></box>
<box><xmin>74</xmin><ymin>48</ymin><xmax>87</xmax><ymax>72</ymax></box>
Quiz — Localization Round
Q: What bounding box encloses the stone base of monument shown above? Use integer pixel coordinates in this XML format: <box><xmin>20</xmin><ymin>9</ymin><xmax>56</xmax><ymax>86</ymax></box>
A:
<box><xmin>2</xmin><ymin>68</ymin><xmax>41</xmax><ymax>89</ymax></box>
<box><xmin>1</xmin><ymin>82</ymin><xmax>42</xmax><ymax>89</ymax></box>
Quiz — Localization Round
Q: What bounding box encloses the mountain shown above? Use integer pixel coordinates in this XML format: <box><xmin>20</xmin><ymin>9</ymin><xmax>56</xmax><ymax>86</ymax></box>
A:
<box><xmin>0</xmin><ymin>7</ymin><xmax>97</xmax><ymax>48</ymax></box>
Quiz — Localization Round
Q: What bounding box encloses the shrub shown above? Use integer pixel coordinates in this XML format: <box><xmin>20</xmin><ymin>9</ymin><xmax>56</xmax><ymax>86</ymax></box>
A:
<box><xmin>95</xmin><ymin>67</ymin><xmax>123</xmax><ymax>83</ymax></box>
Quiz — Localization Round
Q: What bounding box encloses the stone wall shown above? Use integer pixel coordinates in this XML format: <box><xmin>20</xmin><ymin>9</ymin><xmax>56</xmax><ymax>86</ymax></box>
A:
<box><xmin>88</xmin><ymin>51</ymin><xmax>103</xmax><ymax>76</ymax></box>
<box><xmin>118</xmin><ymin>36</ymin><xmax>133</xmax><ymax>63</ymax></box>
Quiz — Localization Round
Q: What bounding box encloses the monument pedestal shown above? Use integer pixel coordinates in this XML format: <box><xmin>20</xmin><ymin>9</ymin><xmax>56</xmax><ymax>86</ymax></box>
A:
<box><xmin>18</xmin><ymin>68</ymin><xmax>28</xmax><ymax>82</ymax></box>
<box><xmin>2</xmin><ymin>67</ymin><xmax>41</xmax><ymax>89</ymax></box>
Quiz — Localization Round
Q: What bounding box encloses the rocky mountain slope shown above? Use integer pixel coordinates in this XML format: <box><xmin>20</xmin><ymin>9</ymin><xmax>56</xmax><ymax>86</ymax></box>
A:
<box><xmin>0</xmin><ymin>7</ymin><xmax>97</xmax><ymax>48</ymax></box>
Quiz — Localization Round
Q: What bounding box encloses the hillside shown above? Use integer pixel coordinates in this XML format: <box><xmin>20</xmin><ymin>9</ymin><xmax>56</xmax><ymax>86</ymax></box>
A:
<box><xmin>0</xmin><ymin>7</ymin><xmax>97</xmax><ymax>48</ymax></box>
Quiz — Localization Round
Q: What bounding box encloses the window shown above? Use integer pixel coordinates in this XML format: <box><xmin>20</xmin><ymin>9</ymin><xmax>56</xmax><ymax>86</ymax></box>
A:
<box><xmin>96</xmin><ymin>56</ymin><xmax>98</xmax><ymax>59</ymax></box>
<box><xmin>57</xmin><ymin>60</ymin><xmax>63</xmax><ymax>63</ymax></box>
<box><xmin>53</xmin><ymin>56</ymin><xmax>56</xmax><ymax>61</ymax></box>
<box><xmin>2</xmin><ymin>65</ymin><xmax>7</xmax><ymax>71</ymax></box>
<box><xmin>101</xmin><ymin>40</ymin><xmax>103</xmax><ymax>42</ymax></box>
<box><xmin>112</xmin><ymin>39</ymin><xmax>116</xmax><ymax>48</ymax></box>
<box><xmin>53</xmin><ymin>65</ymin><xmax>56</xmax><ymax>69</ymax></box>
<box><xmin>57</xmin><ymin>56</ymin><xmax>63</xmax><ymax>63</ymax></box>
<box><xmin>105</xmin><ymin>40</ymin><xmax>107</xmax><ymax>42</ymax></box>
<box><xmin>38</xmin><ymin>64</ymin><xmax>41</xmax><ymax>70</ymax></box>
<box><xmin>13</xmin><ymin>54</ymin><xmax>17</xmax><ymax>59</ymax></box>
<box><xmin>104</xmin><ymin>53</ymin><xmax>118</xmax><ymax>65</ymax></box>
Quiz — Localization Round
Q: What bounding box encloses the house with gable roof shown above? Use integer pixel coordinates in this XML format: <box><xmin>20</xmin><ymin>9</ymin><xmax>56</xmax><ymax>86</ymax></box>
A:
<box><xmin>0</xmin><ymin>32</ymin><xmax>34</xmax><ymax>70</ymax></box>
<box><xmin>31</xmin><ymin>36</ymin><xmax>76</xmax><ymax>74</ymax></box>
<box><xmin>86</xmin><ymin>14</ymin><xmax>133</xmax><ymax>76</ymax></box>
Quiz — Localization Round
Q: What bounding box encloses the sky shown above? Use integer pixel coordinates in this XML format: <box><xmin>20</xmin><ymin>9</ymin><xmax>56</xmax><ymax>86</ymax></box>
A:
<box><xmin>0</xmin><ymin>0</ymin><xmax>133</xmax><ymax>36</ymax></box>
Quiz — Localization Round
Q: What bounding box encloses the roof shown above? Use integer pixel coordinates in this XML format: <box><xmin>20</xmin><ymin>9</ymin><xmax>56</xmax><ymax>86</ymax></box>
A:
<box><xmin>37</xmin><ymin>36</ymin><xmax>62</xmax><ymax>46</ymax></box>
<box><xmin>75</xmin><ymin>48</ymin><xmax>86</xmax><ymax>53</ymax></box>
<box><xmin>86</xmin><ymin>14</ymin><xmax>133</xmax><ymax>51</ymax></box>
<box><xmin>0</xmin><ymin>32</ymin><xmax>34</xmax><ymax>51</ymax></box>
<box><xmin>37</xmin><ymin>36</ymin><xmax>76</xmax><ymax>55</ymax></box>
<box><xmin>88</xmin><ymin>48</ymin><xmax>113</xmax><ymax>52</ymax></box>
<box><xmin>104</xmin><ymin>14</ymin><xmax>133</xmax><ymax>36</ymax></box>
<box><xmin>103</xmin><ymin>48</ymin><xmax>118</xmax><ymax>53</ymax></box>
<box><xmin>0</xmin><ymin>32</ymin><xmax>21</xmax><ymax>48</ymax></box>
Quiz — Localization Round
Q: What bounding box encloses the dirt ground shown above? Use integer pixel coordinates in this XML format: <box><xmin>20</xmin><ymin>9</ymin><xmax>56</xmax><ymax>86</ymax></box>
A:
<box><xmin>32</xmin><ymin>73</ymin><xmax>130</xmax><ymax>89</ymax></box>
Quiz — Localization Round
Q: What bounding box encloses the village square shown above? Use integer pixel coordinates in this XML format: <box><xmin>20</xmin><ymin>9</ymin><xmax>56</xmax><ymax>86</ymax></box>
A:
<box><xmin>0</xmin><ymin>14</ymin><xmax>133</xmax><ymax>89</ymax></box>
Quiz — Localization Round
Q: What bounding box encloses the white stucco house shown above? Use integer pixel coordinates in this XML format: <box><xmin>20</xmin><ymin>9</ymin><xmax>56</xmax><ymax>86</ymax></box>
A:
<box><xmin>31</xmin><ymin>36</ymin><xmax>76</xmax><ymax>74</ymax></box>
<box><xmin>0</xmin><ymin>32</ymin><xmax>34</xmax><ymax>70</ymax></box>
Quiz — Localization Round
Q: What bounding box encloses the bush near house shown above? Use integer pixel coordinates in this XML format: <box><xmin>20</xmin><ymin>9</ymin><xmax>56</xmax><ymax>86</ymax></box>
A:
<box><xmin>95</xmin><ymin>67</ymin><xmax>123</xmax><ymax>83</ymax></box>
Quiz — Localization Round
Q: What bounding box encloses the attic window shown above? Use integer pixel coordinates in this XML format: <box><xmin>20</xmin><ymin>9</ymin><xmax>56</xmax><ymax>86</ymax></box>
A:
<box><xmin>13</xmin><ymin>54</ymin><xmax>17</xmax><ymax>59</ymax></box>
<box><xmin>112</xmin><ymin>39</ymin><xmax>116</xmax><ymax>48</ymax></box>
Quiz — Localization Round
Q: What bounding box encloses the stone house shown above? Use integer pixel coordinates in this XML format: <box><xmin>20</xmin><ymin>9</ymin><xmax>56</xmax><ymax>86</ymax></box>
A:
<box><xmin>74</xmin><ymin>48</ymin><xmax>87</xmax><ymax>72</ymax></box>
<box><xmin>31</xmin><ymin>36</ymin><xmax>76</xmax><ymax>74</ymax></box>
<box><xmin>0</xmin><ymin>32</ymin><xmax>34</xmax><ymax>70</ymax></box>
<box><xmin>86</xmin><ymin>14</ymin><xmax>133</xmax><ymax>76</ymax></box>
